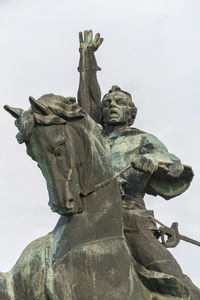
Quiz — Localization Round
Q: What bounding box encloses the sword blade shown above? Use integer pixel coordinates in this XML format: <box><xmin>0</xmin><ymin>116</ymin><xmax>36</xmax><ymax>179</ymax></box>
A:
<box><xmin>179</xmin><ymin>234</ymin><xmax>200</xmax><ymax>247</ymax></box>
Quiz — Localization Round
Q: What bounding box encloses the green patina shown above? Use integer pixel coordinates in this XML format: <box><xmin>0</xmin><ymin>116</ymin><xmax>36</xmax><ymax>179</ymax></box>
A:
<box><xmin>1</xmin><ymin>30</ymin><xmax>199</xmax><ymax>300</ymax></box>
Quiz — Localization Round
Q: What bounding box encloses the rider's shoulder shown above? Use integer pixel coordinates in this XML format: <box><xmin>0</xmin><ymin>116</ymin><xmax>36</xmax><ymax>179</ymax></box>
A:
<box><xmin>126</xmin><ymin>127</ymin><xmax>146</xmax><ymax>136</ymax></box>
<box><xmin>127</xmin><ymin>129</ymin><xmax>166</xmax><ymax>149</ymax></box>
<box><xmin>130</xmin><ymin>129</ymin><xmax>163</xmax><ymax>143</ymax></box>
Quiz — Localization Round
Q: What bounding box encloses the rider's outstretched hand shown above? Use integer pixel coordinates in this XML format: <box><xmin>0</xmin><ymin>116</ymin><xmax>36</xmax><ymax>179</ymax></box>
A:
<box><xmin>79</xmin><ymin>30</ymin><xmax>103</xmax><ymax>52</ymax></box>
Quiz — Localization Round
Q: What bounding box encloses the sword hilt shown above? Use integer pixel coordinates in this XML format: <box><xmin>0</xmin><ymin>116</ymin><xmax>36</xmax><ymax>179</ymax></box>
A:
<box><xmin>159</xmin><ymin>222</ymin><xmax>180</xmax><ymax>248</ymax></box>
<box><xmin>149</xmin><ymin>215</ymin><xmax>200</xmax><ymax>248</ymax></box>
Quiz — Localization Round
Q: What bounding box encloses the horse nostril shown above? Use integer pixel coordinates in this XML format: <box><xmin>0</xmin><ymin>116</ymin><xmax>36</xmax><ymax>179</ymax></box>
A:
<box><xmin>66</xmin><ymin>198</ymin><xmax>75</xmax><ymax>209</ymax></box>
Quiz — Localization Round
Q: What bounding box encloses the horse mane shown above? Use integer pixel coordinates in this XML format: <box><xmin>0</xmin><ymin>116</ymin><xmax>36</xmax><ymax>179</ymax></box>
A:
<box><xmin>14</xmin><ymin>94</ymin><xmax>86</xmax><ymax>144</ymax></box>
<box><xmin>5</xmin><ymin>93</ymin><xmax>114</xmax><ymax>190</ymax></box>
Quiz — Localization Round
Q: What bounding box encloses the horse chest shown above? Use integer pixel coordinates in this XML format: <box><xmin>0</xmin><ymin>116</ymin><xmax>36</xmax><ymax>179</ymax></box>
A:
<box><xmin>51</xmin><ymin>238</ymin><xmax>137</xmax><ymax>300</ymax></box>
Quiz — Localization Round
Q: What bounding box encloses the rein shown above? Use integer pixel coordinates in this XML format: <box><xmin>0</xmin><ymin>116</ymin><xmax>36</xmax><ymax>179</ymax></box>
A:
<box><xmin>81</xmin><ymin>161</ymin><xmax>200</xmax><ymax>249</ymax></box>
<box><xmin>81</xmin><ymin>164</ymin><xmax>132</xmax><ymax>196</ymax></box>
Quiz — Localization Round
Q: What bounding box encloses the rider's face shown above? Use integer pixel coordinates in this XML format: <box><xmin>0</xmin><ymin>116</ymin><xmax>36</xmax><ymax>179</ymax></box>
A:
<box><xmin>102</xmin><ymin>91</ymin><xmax>131</xmax><ymax>125</ymax></box>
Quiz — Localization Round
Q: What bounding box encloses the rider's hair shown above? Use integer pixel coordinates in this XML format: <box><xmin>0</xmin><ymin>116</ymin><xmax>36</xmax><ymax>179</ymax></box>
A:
<box><xmin>98</xmin><ymin>85</ymin><xmax>137</xmax><ymax>126</ymax></box>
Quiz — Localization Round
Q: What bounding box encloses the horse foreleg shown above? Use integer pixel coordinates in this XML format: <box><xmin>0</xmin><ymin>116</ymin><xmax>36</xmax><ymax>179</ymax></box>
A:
<box><xmin>0</xmin><ymin>271</ymin><xmax>14</xmax><ymax>300</ymax></box>
<box><xmin>0</xmin><ymin>234</ymin><xmax>52</xmax><ymax>300</ymax></box>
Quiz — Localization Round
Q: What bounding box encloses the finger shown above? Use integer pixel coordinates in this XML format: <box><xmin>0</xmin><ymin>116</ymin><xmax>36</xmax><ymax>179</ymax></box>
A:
<box><xmin>141</xmin><ymin>157</ymin><xmax>155</xmax><ymax>174</ymax></box>
<box><xmin>158</xmin><ymin>161</ymin><xmax>172</xmax><ymax>166</ymax></box>
<box><xmin>96</xmin><ymin>37</ymin><xmax>103</xmax><ymax>49</ymax></box>
<box><xmin>140</xmin><ymin>156</ymin><xmax>147</xmax><ymax>168</ymax></box>
<box><xmin>79</xmin><ymin>32</ymin><xmax>83</xmax><ymax>44</ymax></box>
<box><xmin>147</xmin><ymin>160</ymin><xmax>154</xmax><ymax>173</ymax></box>
<box><xmin>99</xmin><ymin>37</ymin><xmax>103</xmax><ymax>45</ymax></box>
<box><xmin>148</xmin><ymin>160</ymin><xmax>158</xmax><ymax>174</ymax></box>
<box><xmin>84</xmin><ymin>30</ymin><xmax>88</xmax><ymax>42</ymax></box>
<box><xmin>88</xmin><ymin>30</ymin><xmax>93</xmax><ymax>42</ymax></box>
<box><xmin>143</xmin><ymin>160</ymin><xmax>149</xmax><ymax>173</ymax></box>
<box><xmin>152</xmin><ymin>164</ymin><xmax>158</xmax><ymax>173</ymax></box>
<box><xmin>94</xmin><ymin>33</ymin><xmax>100</xmax><ymax>43</ymax></box>
<box><xmin>158</xmin><ymin>164</ymin><xmax>169</xmax><ymax>172</ymax></box>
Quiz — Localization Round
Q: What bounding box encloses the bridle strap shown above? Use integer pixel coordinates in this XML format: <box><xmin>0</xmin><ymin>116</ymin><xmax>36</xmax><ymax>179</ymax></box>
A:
<box><xmin>81</xmin><ymin>164</ymin><xmax>132</xmax><ymax>196</ymax></box>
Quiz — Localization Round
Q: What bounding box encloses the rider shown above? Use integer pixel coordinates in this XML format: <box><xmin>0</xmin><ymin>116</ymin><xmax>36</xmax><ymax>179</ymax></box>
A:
<box><xmin>77</xmin><ymin>30</ymin><xmax>199</xmax><ymax>298</ymax></box>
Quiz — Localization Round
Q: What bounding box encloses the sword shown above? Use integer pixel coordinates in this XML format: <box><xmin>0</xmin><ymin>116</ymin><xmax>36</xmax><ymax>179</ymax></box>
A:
<box><xmin>178</xmin><ymin>234</ymin><xmax>200</xmax><ymax>247</ymax></box>
<box><xmin>149</xmin><ymin>216</ymin><xmax>200</xmax><ymax>248</ymax></box>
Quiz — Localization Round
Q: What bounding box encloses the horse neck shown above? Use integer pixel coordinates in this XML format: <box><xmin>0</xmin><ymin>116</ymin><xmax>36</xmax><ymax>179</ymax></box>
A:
<box><xmin>52</xmin><ymin>179</ymin><xmax>124</xmax><ymax>260</ymax></box>
<box><xmin>75</xmin><ymin>116</ymin><xmax>115</xmax><ymax>197</ymax></box>
<box><xmin>52</xmin><ymin>119</ymin><xmax>124</xmax><ymax>257</ymax></box>
<box><xmin>81</xmin><ymin>178</ymin><xmax>123</xmax><ymax>235</ymax></box>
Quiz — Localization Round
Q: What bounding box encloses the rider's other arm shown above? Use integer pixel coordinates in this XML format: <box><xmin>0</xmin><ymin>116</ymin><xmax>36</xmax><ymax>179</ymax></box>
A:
<box><xmin>77</xmin><ymin>30</ymin><xmax>103</xmax><ymax>120</ymax></box>
<box><xmin>132</xmin><ymin>133</ymin><xmax>194</xmax><ymax>200</ymax></box>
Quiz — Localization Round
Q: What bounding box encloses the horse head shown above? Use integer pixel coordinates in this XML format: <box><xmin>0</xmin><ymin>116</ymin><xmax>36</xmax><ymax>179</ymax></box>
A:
<box><xmin>4</xmin><ymin>94</ymin><xmax>113</xmax><ymax>216</ymax></box>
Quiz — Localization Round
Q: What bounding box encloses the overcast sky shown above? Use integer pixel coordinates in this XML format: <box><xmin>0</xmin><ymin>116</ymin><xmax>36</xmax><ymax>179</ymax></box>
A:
<box><xmin>0</xmin><ymin>0</ymin><xmax>199</xmax><ymax>287</ymax></box>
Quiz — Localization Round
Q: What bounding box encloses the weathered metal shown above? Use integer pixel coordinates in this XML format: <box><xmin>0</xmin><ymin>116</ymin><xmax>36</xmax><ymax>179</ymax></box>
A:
<box><xmin>151</xmin><ymin>217</ymin><xmax>200</xmax><ymax>248</ymax></box>
<box><xmin>77</xmin><ymin>30</ymin><xmax>200</xmax><ymax>299</ymax></box>
<box><xmin>1</xmin><ymin>30</ymin><xmax>199</xmax><ymax>299</ymax></box>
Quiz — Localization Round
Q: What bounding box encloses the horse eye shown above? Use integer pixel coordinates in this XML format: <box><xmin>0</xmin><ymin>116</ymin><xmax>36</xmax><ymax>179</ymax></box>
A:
<box><xmin>54</xmin><ymin>145</ymin><xmax>64</xmax><ymax>157</ymax></box>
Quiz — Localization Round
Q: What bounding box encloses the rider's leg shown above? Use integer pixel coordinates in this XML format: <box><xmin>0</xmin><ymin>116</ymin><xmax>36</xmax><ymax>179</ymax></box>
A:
<box><xmin>123</xmin><ymin>208</ymin><xmax>200</xmax><ymax>300</ymax></box>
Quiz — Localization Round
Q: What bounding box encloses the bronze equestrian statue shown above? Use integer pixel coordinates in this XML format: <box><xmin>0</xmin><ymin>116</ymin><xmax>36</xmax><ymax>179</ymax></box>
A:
<box><xmin>1</xmin><ymin>30</ymin><xmax>199</xmax><ymax>299</ymax></box>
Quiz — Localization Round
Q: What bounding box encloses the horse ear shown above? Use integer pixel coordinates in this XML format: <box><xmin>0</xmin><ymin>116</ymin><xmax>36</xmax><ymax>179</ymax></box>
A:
<box><xmin>29</xmin><ymin>96</ymin><xmax>47</xmax><ymax>115</ymax></box>
<box><xmin>4</xmin><ymin>105</ymin><xmax>24</xmax><ymax>118</ymax></box>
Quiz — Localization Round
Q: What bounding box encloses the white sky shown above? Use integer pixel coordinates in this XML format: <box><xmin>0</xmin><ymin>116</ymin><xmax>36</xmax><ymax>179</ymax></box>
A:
<box><xmin>0</xmin><ymin>0</ymin><xmax>199</xmax><ymax>287</ymax></box>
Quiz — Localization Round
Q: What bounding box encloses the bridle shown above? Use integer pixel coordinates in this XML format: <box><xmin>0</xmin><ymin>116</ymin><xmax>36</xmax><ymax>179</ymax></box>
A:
<box><xmin>81</xmin><ymin>164</ymin><xmax>132</xmax><ymax>196</ymax></box>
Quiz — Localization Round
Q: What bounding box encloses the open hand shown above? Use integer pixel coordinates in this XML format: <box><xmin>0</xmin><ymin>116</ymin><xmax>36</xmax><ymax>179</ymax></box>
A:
<box><xmin>79</xmin><ymin>30</ymin><xmax>103</xmax><ymax>52</ymax></box>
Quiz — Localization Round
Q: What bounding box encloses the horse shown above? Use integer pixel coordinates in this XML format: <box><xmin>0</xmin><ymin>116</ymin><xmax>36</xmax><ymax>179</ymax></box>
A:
<box><xmin>1</xmin><ymin>93</ymin><xmax>190</xmax><ymax>300</ymax></box>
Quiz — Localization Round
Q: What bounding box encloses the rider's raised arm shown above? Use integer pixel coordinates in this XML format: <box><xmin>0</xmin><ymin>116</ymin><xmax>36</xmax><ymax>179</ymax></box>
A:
<box><xmin>78</xmin><ymin>30</ymin><xmax>103</xmax><ymax>120</ymax></box>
